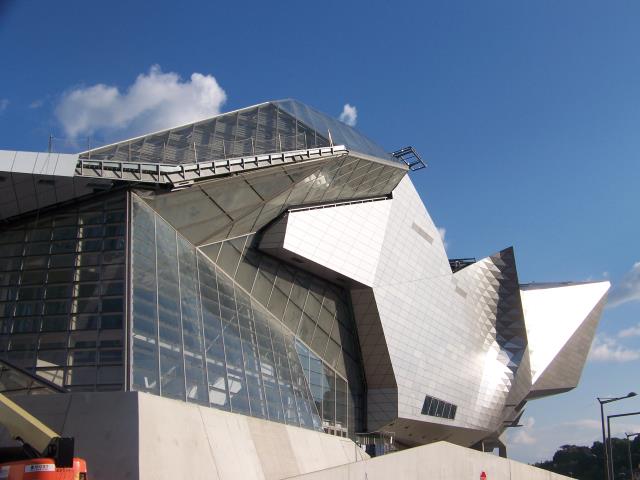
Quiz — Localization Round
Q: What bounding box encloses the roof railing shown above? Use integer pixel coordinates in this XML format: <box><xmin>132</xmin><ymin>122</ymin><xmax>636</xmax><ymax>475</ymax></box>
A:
<box><xmin>449</xmin><ymin>257</ymin><xmax>477</xmax><ymax>273</ymax></box>
<box><xmin>75</xmin><ymin>145</ymin><xmax>350</xmax><ymax>188</ymax></box>
<box><xmin>79</xmin><ymin>130</ymin><xmax>332</xmax><ymax>165</ymax></box>
<box><xmin>392</xmin><ymin>146</ymin><xmax>427</xmax><ymax>171</ymax></box>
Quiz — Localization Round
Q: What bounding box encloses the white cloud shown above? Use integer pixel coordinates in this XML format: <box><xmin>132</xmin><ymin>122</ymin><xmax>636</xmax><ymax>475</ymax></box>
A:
<box><xmin>588</xmin><ymin>334</ymin><xmax>640</xmax><ymax>363</ymax></box>
<box><xmin>619</xmin><ymin>323</ymin><xmax>640</xmax><ymax>338</ymax></box>
<box><xmin>563</xmin><ymin>419</ymin><xmax>601</xmax><ymax>430</ymax></box>
<box><xmin>339</xmin><ymin>103</ymin><xmax>357</xmax><ymax>127</ymax></box>
<box><xmin>512</xmin><ymin>416</ymin><xmax>536</xmax><ymax>445</ymax></box>
<box><xmin>608</xmin><ymin>262</ymin><xmax>640</xmax><ymax>308</ymax></box>
<box><xmin>29</xmin><ymin>99</ymin><xmax>44</xmax><ymax>109</ymax></box>
<box><xmin>438</xmin><ymin>227</ymin><xmax>448</xmax><ymax>250</ymax></box>
<box><xmin>55</xmin><ymin>65</ymin><xmax>227</xmax><ymax>139</ymax></box>
<box><xmin>512</xmin><ymin>429</ymin><xmax>536</xmax><ymax>445</ymax></box>
<box><xmin>0</xmin><ymin>98</ymin><xmax>8</xmax><ymax>113</ymax></box>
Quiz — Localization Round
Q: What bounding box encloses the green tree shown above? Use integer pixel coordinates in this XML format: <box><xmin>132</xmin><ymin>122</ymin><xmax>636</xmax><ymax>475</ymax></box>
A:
<box><xmin>534</xmin><ymin>436</ymin><xmax>640</xmax><ymax>479</ymax></box>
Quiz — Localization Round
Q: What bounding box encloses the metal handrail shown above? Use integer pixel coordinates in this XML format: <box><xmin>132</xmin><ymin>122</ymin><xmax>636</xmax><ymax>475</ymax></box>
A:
<box><xmin>75</xmin><ymin>145</ymin><xmax>349</xmax><ymax>187</ymax></box>
<box><xmin>80</xmin><ymin>130</ymin><xmax>332</xmax><ymax>165</ymax></box>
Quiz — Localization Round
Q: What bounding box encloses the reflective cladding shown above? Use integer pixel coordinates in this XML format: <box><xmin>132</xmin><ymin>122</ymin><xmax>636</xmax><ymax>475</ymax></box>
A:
<box><xmin>130</xmin><ymin>194</ymin><xmax>322</xmax><ymax>431</ymax></box>
<box><xmin>138</xmin><ymin>155</ymin><xmax>406</xmax><ymax>248</ymax></box>
<box><xmin>200</xmin><ymin>233</ymin><xmax>365</xmax><ymax>437</ymax></box>
<box><xmin>80</xmin><ymin>99</ymin><xmax>399</xmax><ymax>166</ymax></box>
<box><xmin>0</xmin><ymin>192</ymin><xmax>126</xmax><ymax>391</ymax></box>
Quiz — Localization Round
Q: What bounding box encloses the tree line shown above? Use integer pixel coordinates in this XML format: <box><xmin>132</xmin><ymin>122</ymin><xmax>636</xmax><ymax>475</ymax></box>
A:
<box><xmin>534</xmin><ymin>435</ymin><xmax>640</xmax><ymax>479</ymax></box>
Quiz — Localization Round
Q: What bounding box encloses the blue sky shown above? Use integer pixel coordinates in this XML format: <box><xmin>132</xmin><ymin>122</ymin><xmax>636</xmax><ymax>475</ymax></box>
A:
<box><xmin>1</xmin><ymin>0</ymin><xmax>640</xmax><ymax>464</ymax></box>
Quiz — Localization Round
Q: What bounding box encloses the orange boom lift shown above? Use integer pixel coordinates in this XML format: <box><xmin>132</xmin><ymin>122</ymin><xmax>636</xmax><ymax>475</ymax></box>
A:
<box><xmin>0</xmin><ymin>392</ymin><xmax>87</xmax><ymax>479</ymax></box>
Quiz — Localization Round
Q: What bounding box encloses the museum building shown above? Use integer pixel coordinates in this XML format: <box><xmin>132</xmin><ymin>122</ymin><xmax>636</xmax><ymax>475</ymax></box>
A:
<box><xmin>0</xmin><ymin>100</ymin><xmax>609</xmax><ymax>478</ymax></box>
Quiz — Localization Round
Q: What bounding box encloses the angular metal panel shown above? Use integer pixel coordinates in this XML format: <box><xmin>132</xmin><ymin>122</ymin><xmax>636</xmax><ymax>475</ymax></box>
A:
<box><xmin>0</xmin><ymin>150</ymin><xmax>113</xmax><ymax>223</ymax></box>
<box><xmin>138</xmin><ymin>154</ymin><xmax>406</xmax><ymax>248</ymax></box>
<box><xmin>521</xmin><ymin>282</ymin><xmax>610</xmax><ymax>396</ymax></box>
<box><xmin>520</xmin><ymin>281</ymin><xmax>610</xmax><ymax>385</ymax></box>
<box><xmin>254</xmin><ymin>174</ymin><xmax>609</xmax><ymax>448</ymax></box>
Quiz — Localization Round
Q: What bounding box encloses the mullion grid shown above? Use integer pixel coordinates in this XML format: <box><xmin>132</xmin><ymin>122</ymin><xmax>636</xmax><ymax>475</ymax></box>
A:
<box><xmin>128</xmin><ymin>200</ymin><xmax>356</xmax><ymax>434</ymax></box>
<box><xmin>230</xmin><ymin>237</ymin><xmax>357</xmax><ymax>436</ymax></box>
<box><xmin>0</xmin><ymin>193</ymin><xmax>126</xmax><ymax>392</ymax></box>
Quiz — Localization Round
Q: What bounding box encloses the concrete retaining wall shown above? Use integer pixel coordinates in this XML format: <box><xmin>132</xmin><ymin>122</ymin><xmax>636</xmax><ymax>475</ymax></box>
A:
<box><xmin>137</xmin><ymin>391</ymin><xmax>366</xmax><ymax>479</ymax></box>
<box><xmin>0</xmin><ymin>391</ymin><xmax>366</xmax><ymax>480</ymax></box>
<box><xmin>288</xmin><ymin>440</ymin><xmax>571</xmax><ymax>480</ymax></box>
<box><xmin>1</xmin><ymin>392</ymin><xmax>568</xmax><ymax>480</ymax></box>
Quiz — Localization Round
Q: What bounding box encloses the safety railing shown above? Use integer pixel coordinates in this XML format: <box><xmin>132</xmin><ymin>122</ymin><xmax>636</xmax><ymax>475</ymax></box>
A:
<box><xmin>75</xmin><ymin>145</ymin><xmax>349</xmax><ymax>187</ymax></box>
<box><xmin>79</xmin><ymin>130</ymin><xmax>332</xmax><ymax>165</ymax></box>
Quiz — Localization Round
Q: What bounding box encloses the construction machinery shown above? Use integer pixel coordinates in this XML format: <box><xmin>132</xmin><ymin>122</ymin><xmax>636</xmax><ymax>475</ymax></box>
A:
<box><xmin>0</xmin><ymin>360</ymin><xmax>88</xmax><ymax>479</ymax></box>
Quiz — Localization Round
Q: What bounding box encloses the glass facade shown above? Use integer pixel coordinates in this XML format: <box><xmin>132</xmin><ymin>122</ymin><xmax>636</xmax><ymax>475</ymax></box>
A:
<box><xmin>130</xmin><ymin>195</ymin><xmax>325</xmax><ymax>431</ymax></box>
<box><xmin>295</xmin><ymin>340</ymin><xmax>349</xmax><ymax>436</ymax></box>
<box><xmin>82</xmin><ymin>102</ymin><xmax>327</xmax><ymax>164</ymax></box>
<box><xmin>274</xmin><ymin>99</ymin><xmax>393</xmax><ymax>160</ymax></box>
<box><xmin>0</xmin><ymin>192</ymin><xmax>126</xmax><ymax>391</ymax></box>
<box><xmin>0</xmin><ymin>188</ymin><xmax>366</xmax><ymax>438</ymax></box>
<box><xmin>199</xmin><ymin>231</ymin><xmax>365</xmax><ymax>437</ymax></box>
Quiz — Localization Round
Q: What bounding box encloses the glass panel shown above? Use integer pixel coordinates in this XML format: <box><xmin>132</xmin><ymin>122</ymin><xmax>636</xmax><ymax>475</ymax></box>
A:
<box><xmin>217</xmin><ymin>236</ymin><xmax>246</xmax><ymax>277</ymax></box>
<box><xmin>298</xmin><ymin>314</ymin><xmax>316</xmax><ymax>345</ymax></box>
<box><xmin>282</xmin><ymin>303</ymin><xmax>302</xmax><ymax>335</ymax></box>
<box><xmin>0</xmin><ymin>191</ymin><xmax>125</xmax><ymax>393</ymax></box>
<box><xmin>252</xmin><ymin>303</ymin><xmax>285</xmax><ymax>423</ymax></box>
<box><xmin>66</xmin><ymin>366</ymin><xmax>96</xmax><ymax>386</ymax></box>
<box><xmin>309</xmin><ymin>351</ymin><xmax>324</xmax><ymax>420</ymax></box>
<box><xmin>287</xmin><ymin>335</ymin><xmax>314</xmax><ymax>429</ymax></box>
<box><xmin>274</xmin><ymin>99</ymin><xmax>392</xmax><ymax>160</ymax></box>
<box><xmin>155</xmin><ymin>219</ymin><xmax>185</xmax><ymax>401</ymax></box>
<box><xmin>216</xmin><ymin>268</ymin><xmax>250</xmax><ymax>415</ymax></box>
<box><xmin>131</xmin><ymin>196</ymin><xmax>159</xmax><ymax>394</ymax></box>
<box><xmin>267</xmin><ymin>285</ymin><xmax>287</xmax><ymax>321</ymax></box>
<box><xmin>324</xmin><ymin>339</ymin><xmax>341</xmax><ymax>368</ymax></box>
<box><xmin>236</xmin><ymin>287</ymin><xmax>267</xmax><ymax>419</ymax></box>
<box><xmin>97</xmin><ymin>365</ymin><xmax>122</xmax><ymax>384</ymax></box>
<box><xmin>303</xmin><ymin>290</ymin><xmax>323</xmax><ymax>322</ymax></box>
<box><xmin>251</xmin><ymin>269</ymin><xmax>274</xmax><ymax>306</ymax></box>
<box><xmin>270</xmin><ymin>325</ymin><xmax>299</xmax><ymax>426</ymax></box>
<box><xmin>178</xmin><ymin>237</ymin><xmax>207</xmax><ymax>405</ymax></box>
<box><xmin>197</xmin><ymin>256</ymin><xmax>229</xmax><ymax>410</ymax></box>
<box><xmin>428</xmin><ymin>399</ymin><xmax>439</xmax><ymax>416</ymax></box>
<box><xmin>322</xmin><ymin>365</ymin><xmax>335</xmax><ymax>427</ymax></box>
<box><xmin>311</xmin><ymin>327</ymin><xmax>329</xmax><ymax>359</ymax></box>
<box><xmin>335</xmin><ymin>375</ymin><xmax>347</xmax><ymax>433</ymax></box>
<box><xmin>234</xmin><ymin>246</ymin><xmax>259</xmax><ymax>293</ymax></box>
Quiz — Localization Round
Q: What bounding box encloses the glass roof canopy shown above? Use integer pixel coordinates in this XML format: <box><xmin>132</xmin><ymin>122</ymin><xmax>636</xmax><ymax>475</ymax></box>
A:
<box><xmin>273</xmin><ymin>99</ymin><xmax>392</xmax><ymax>160</ymax></box>
<box><xmin>79</xmin><ymin>99</ymin><xmax>398</xmax><ymax>166</ymax></box>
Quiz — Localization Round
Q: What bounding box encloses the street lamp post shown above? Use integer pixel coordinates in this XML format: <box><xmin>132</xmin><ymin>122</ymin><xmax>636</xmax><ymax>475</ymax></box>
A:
<box><xmin>626</xmin><ymin>432</ymin><xmax>640</xmax><ymax>480</ymax></box>
<box><xmin>598</xmin><ymin>393</ymin><xmax>637</xmax><ymax>480</ymax></box>
<box><xmin>607</xmin><ymin>411</ymin><xmax>640</xmax><ymax>480</ymax></box>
